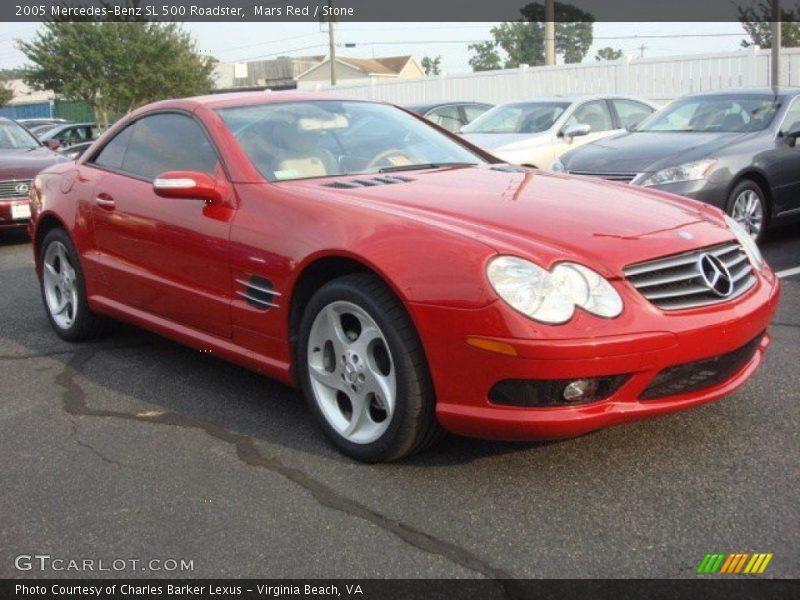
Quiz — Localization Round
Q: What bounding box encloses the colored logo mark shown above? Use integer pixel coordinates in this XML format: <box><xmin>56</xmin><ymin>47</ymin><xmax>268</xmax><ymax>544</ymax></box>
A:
<box><xmin>697</xmin><ymin>552</ymin><xmax>773</xmax><ymax>574</ymax></box>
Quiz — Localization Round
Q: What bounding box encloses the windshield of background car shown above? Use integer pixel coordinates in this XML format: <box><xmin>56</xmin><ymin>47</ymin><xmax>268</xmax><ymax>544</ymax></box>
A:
<box><xmin>461</xmin><ymin>101</ymin><xmax>570</xmax><ymax>134</ymax></box>
<box><xmin>636</xmin><ymin>95</ymin><xmax>780</xmax><ymax>133</ymax></box>
<box><xmin>0</xmin><ymin>121</ymin><xmax>40</xmax><ymax>149</ymax></box>
<box><xmin>217</xmin><ymin>100</ymin><xmax>486</xmax><ymax>182</ymax></box>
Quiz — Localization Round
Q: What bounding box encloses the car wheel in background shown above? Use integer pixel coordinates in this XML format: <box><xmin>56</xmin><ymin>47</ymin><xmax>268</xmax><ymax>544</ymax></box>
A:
<box><xmin>726</xmin><ymin>180</ymin><xmax>768</xmax><ymax>244</ymax></box>
<box><xmin>297</xmin><ymin>273</ymin><xmax>441</xmax><ymax>462</ymax></box>
<box><xmin>39</xmin><ymin>228</ymin><xmax>108</xmax><ymax>341</ymax></box>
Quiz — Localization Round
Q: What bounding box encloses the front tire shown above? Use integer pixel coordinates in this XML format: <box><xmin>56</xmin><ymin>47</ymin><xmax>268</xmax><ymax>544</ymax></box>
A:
<box><xmin>39</xmin><ymin>228</ymin><xmax>107</xmax><ymax>341</ymax></box>
<box><xmin>296</xmin><ymin>273</ymin><xmax>440</xmax><ymax>462</ymax></box>
<box><xmin>726</xmin><ymin>180</ymin><xmax>768</xmax><ymax>243</ymax></box>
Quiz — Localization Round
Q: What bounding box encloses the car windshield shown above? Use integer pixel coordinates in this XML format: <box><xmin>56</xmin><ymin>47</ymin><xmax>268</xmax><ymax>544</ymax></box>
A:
<box><xmin>636</xmin><ymin>95</ymin><xmax>780</xmax><ymax>133</ymax></box>
<box><xmin>461</xmin><ymin>101</ymin><xmax>570</xmax><ymax>134</ymax></box>
<box><xmin>218</xmin><ymin>100</ymin><xmax>485</xmax><ymax>182</ymax></box>
<box><xmin>0</xmin><ymin>121</ymin><xmax>40</xmax><ymax>149</ymax></box>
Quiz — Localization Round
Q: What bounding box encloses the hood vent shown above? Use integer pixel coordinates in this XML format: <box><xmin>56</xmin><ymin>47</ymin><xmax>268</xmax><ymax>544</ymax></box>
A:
<box><xmin>323</xmin><ymin>176</ymin><xmax>413</xmax><ymax>189</ymax></box>
<box><xmin>235</xmin><ymin>275</ymin><xmax>280</xmax><ymax>310</ymax></box>
<box><xmin>491</xmin><ymin>164</ymin><xmax>528</xmax><ymax>173</ymax></box>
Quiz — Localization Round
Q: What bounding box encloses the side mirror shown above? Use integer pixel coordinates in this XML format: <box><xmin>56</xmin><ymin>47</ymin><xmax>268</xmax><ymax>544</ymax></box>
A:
<box><xmin>783</xmin><ymin>121</ymin><xmax>800</xmax><ymax>147</ymax></box>
<box><xmin>153</xmin><ymin>171</ymin><xmax>222</xmax><ymax>203</ymax></box>
<box><xmin>44</xmin><ymin>139</ymin><xmax>61</xmax><ymax>151</ymax></box>
<box><xmin>562</xmin><ymin>123</ymin><xmax>591</xmax><ymax>143</ymax></box>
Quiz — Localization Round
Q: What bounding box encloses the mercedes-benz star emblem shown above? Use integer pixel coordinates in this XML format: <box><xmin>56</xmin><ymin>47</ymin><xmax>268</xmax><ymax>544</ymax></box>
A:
<box><xmin>15</xmin><ymin>182</ymin><xmax>30</xmax><ymax>194</ymax></box>
<box><xmin>697</xmin><ymin>253</ymin><xmax>734</xmax><ymax>297</ymax></box>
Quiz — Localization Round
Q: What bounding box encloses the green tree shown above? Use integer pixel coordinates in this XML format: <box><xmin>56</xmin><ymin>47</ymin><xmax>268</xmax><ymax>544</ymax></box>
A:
<box><xmin>18</xmin><ymin>21</ymin><xmax>216</xmax><ymax>127</ymax></box>
<box><xmin>421</xmin><ymin>55</ymin><xmax>442</xmax><ymax>76</ymax></box>
<box><xmin>0</xmin><ymin>82</ymin><xmax>13</xmax><ymax>107</ymax></box>
<box><xmin>595</xmin><ymin>47</ymin><xmax>624</xmax><ymax>61</ymax></box>
<box><xmin>468</xmin><ymin>2</ymin><xmax>594</xmax><ymax>71</ymax></box>
<box><xmin>468</xmin><ymin>41</ymin><xmax>503</xmax><ymax>71</ymax></box>
<box><xmin>739</xmin><ymin>1</ymin><xmax>800</xmax><ymax>48</ymax></box>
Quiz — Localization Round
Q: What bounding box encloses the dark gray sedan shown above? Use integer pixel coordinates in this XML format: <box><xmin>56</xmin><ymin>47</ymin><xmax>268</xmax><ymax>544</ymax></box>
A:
<box><xmin>554</xmin><ymin>88</ymin><xmax>800</xmax><ymax>242</ymax></box>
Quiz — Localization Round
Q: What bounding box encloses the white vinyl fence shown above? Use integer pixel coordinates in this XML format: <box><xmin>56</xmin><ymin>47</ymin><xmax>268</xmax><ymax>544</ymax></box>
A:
<box><xmin>297</xmin><ymin>47</ymin><xmax>800</xmax><ymax>105</ymax></box>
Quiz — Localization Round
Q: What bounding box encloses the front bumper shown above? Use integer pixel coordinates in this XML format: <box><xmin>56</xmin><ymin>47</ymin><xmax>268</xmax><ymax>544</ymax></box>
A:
<box><xmin>0</xmin><ymin>198</ymin><xmax>32</xmax><ymax>230</ymax></box>
<box><xmin>409</xmin><ymin>267</ymin><xmax>780</xmax><ymax>441</ymax></box>
<box><xmin>634</xmin><ymin>179</ymin><xmax>729</xmax><ymax>210</ymax></box>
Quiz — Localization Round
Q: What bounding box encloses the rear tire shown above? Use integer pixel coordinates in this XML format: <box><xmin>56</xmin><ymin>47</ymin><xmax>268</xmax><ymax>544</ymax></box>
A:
<box><xmin>296</xmin><ymin>273</ymin><xmax>441</xmax><ymax>462</ymax></box>
<box><xmin>39</xmin><ymin>228</ymin><xmax>108</xmax><ymax>341</ymax></box>
<box><xmin>726</xmin><ymin>179</ymin><xmax>768</xmax><ymax>244</ymax></box>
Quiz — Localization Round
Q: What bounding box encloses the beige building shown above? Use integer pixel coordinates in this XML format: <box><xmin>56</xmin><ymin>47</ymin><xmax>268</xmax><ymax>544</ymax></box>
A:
<box><xmin>296</xmin><ymin>56</ymin><xmax>424</xmax><ymax>83</ymax></box>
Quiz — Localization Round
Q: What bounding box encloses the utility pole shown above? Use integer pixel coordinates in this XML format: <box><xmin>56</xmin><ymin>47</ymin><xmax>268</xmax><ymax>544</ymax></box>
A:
<box><xmin>771</xmin><ymin>0</ymin><xmax>781</xmax><ymax>87</ymax></box>
<box><xmin>637</xmin><ymin>44</ymin><xmax>648</xmax><ymax>59</ymax></box>
<box><xmin>328</xmin><ymin>0</ymin><xmax>336</xmax><ymax>86</ymax></box>
<box><xmin>544</xmin><ymin>0</ymin><xmax>555</xmax><ymax>66</ymax></box>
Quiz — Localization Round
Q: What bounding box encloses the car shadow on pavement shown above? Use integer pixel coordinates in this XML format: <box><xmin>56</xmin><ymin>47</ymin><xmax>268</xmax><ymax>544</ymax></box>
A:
<box><xmin>0</xmin><ymin>229</ymin><xmax>31</xmax><ymax>247</ymax></box>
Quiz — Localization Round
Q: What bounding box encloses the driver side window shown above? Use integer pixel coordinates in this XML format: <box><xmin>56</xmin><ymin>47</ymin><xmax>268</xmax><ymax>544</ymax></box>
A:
<box><xmin>780</xmin><ymin>98</ymin><xmax>800</xmax><ymax>136</ymax></box>
<box><xmin>564</xmin><ymin>101</ymin><xmax>614</xmax><ymax>133</ymax></box>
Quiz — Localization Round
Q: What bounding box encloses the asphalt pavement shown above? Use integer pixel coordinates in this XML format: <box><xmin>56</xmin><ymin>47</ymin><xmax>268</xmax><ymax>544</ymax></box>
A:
<box><xmin>0</xmin><ymin>224</ymin><xmax>798</xmax><ymax>580</ymax></box>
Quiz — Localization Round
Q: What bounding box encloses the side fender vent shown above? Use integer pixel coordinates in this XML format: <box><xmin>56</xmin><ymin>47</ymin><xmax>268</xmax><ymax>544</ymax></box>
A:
<box><xmin>236</xmin><ymin>275</ymin><xmax>280</xmax><ymax>310</ymax></box>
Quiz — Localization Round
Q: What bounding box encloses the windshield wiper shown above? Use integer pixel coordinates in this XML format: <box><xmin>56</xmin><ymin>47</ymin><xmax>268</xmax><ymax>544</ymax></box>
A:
<box><xmin>378</xmin><ymin>162</ymin><xmax>478</xmax><ymax>173</ymax></box>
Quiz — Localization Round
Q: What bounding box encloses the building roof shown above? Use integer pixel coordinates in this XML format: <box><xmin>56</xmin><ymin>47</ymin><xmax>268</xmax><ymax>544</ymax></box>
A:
<box><xmin>298</xmin><ymin>55</ymin><xmax>416</xmax><ymax>79</ymax></box>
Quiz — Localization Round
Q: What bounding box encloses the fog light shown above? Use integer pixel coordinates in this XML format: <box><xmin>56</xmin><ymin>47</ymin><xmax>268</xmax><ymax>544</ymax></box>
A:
<box><xmin>562</xmin><ymin>379</ymin><xmax>600</xmax><ymax>403</ymax></box>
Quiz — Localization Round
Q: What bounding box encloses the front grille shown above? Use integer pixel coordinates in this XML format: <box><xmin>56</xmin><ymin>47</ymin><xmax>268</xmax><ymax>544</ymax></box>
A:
<box><xmin>568</xmin><ymin>170</ymin><xmax>637</xmax><ymax>183</ymax></box>
<box><xmin>0</xmin><ymin>179</ymin><xmax>32</xmax><ymax>199</ymax></box>
<box><xmin>640</xmin><ymin>334</ymin><xmax>763</xmax><ymax>400</ymax></box>
<box><xmin>624</xmin><ymin>242</ymin><xmax>755</xmax><ymax>311</ymax></box>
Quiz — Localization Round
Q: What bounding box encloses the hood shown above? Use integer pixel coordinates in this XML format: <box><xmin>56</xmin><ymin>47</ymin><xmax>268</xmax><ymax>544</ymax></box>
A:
<box><xmin>562</xmin><ymin>131</ymin><xmax>750</xmax><ymax>174</ymax></box>
<box><xmin>0</xmin><ymin>146</ymin><xmax>68</xmax><ymax>180</ymax></box>
<box><xmin>461</xmin><ymin>132</ymin><xmax>550</xmax><ymax>153</ymax></box>
<box><xmin>288</xmin><ymin>166</ymin><xmax>734</xmax><ymax>276</ymax></box>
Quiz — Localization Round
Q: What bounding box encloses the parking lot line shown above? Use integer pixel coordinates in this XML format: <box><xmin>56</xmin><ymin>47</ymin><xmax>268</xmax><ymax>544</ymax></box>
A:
<box><xmin>776</xmin><ymin>266</ymin><xmax>800</xmax><ymax>279</ymax></box>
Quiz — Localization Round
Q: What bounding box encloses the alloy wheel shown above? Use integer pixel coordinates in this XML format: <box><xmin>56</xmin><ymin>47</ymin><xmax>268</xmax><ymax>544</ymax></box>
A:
<box><xmin>42</xmin><ymin>241</ymin><xmax>79</xmax><ymax>330</ymax></box>
<box><xmin>306</xmin><ymin>301</ymin><xmax>397</xmax><ymax>445</ymax></box>
<box><xmin>731</xmin><ymin>189</ymin><xmax>764</xmax><ymax>239</ymax></box>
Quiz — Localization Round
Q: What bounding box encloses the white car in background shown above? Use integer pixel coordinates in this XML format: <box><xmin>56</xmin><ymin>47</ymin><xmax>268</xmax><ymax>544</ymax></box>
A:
<box><xmin>461</xmin><ymin>95</ymin><xmax>657</xmax><ymax>169</ymax></box>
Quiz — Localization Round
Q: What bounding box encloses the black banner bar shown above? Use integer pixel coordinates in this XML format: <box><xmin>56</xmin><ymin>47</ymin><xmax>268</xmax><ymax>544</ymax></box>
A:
<box><xmin>3</xmin><ymin>0</ymin><xmax>800</xmax><ymax>23</ymax></box>
<box><xmin>1</xmin><ymin>579</ymin><xmax>798</xmax><ymax>600</ymax></box>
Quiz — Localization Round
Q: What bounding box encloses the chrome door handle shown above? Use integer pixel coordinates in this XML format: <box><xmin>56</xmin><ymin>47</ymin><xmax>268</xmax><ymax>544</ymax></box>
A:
<box><xmin>95</xmin><ymin>196</ymin><xmax>115</xmax><ymax>208</ymax></box>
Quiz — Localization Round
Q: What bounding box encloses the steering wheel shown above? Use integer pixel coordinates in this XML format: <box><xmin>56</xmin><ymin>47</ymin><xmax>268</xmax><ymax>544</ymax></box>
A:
<box><xmin>366</xmin><ymin>148</ymin><xmax>412</xmax><ymax>170</ymax></box>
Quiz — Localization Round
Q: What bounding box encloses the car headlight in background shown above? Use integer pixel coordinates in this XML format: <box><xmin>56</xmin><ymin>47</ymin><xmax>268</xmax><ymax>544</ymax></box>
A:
<box><xmin>724</xmin><ymin>214</ymin><xmax>765</xmax><ymax>268</ymax></box>
<box><xmin>639</xmin><ymin>159</ymin><xmax>716</xmax><ymax>187</ymax></box>
<box><xmin>551</xmin><ymin>159</ymin><xmax>566</xmax><ymax>172</ymax></box>
<box><xmin>486</xmin><ymin>256</ymin><xmax>623</xmax><ymax>324</ymax></box>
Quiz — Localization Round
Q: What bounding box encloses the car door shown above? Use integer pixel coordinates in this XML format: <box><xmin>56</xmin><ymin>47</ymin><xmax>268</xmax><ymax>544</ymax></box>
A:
<box><xmin>86</xmin><ymin>111</ymin><xmax>234</xmax><ymax>338</ymax></box>
<box><xmin>610</xmin><ymin>98</ymin><xmax>655</xmax><ymax>131</ymax></box>
<box><xmin>426</xmin><ymin>106</ymin><xmax>464</xmax><ymax>132</ymax></box>
<box><xmin>764</xmin><ymin>96</ymin><xmax>800</xmax><ymax>216</ymax></box>
<box><xmin>553</xmin><ymin>99</ymin><xmax>620</xmax><ymax>160</ymax></box>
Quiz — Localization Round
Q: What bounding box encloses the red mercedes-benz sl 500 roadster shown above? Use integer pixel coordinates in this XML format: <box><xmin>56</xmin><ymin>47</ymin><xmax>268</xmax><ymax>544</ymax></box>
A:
<box><xmin>28</xmin><ymin>92</ymin><xmax>779</xmax><ymax>461</ymax></box>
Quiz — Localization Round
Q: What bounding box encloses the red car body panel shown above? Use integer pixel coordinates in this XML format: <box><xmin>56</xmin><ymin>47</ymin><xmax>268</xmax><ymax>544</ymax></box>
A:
<box><xmin>28</xmin><ymin>92</ymin><xmax>781</xmax><ymax>441</ymax></box>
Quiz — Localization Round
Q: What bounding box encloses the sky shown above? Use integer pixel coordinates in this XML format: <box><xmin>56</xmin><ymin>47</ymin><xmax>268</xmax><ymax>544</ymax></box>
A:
<box><xmin>0</xmin><ymin>21</ymin><xmax>751</xmax><ymax>74</ymax></box>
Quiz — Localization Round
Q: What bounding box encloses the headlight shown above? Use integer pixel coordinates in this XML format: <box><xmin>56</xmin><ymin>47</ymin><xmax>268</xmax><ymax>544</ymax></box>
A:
<box><xmin>551</xmin><ymin>159</ymin><xmax>566</xmax><ymax>173</ymax></box>
<box><xmin>486</xmin><ymin>256</ymin><xmax>623</xmax><ymax>324</ymax></box>
<box><xmin>724</xmin><ymin>214</ymin><xmax>764</xmax><ymax>268</ymax></box>
<box><xmin>639</xmin><ymin>159</ymin><xmax>716</xmax><ymax>187</ymax></box>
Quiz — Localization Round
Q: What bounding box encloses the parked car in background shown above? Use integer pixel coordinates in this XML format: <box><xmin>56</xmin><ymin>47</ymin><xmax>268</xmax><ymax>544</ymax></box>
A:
<box><xmin>406</xmin><ymin>102</ymin><xmax>493</xmax><ymax>132</ymax></box>
<box><xmin>16</xmin><ymin>118</ymin><xmax>69</xmax><ymax>130</ymax></box>
<box><xmin>58</xmin><ymin>140</ymin><xmax>94</xmax><ymax>161</ymax></box>
<box><xmin>461</xmin><ymin>95</ymin><xmax>657</xmax><ymax>169</ymax></box>
<box><xmin>0</xmin><ymin>117</ymin><xmax>67</xmax><ymax>232</ymax></box>
<box><xmin>37</xmin><ymin>122</ymin><xmax>98</xmax><ymax>149</ymax></box>
<box><xmin>554</xmin><ymin>88</ymin><xmax>800</xmax><ymax>242</ymax></box>
<box><xmin>29</xmin><ymin>92</ymin><xmax>779</xmax><ymax>461</ymax></box>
